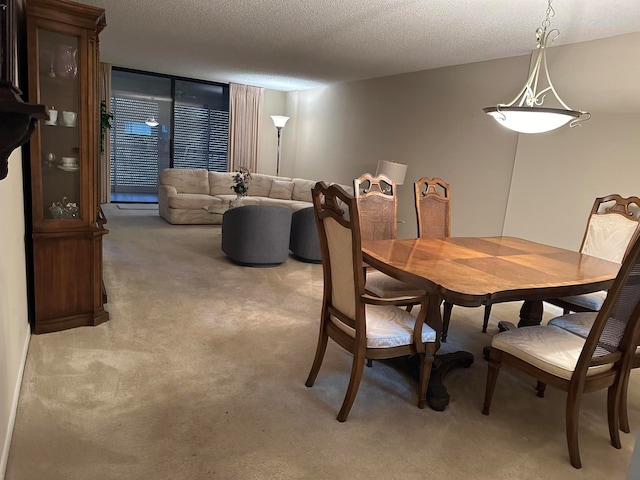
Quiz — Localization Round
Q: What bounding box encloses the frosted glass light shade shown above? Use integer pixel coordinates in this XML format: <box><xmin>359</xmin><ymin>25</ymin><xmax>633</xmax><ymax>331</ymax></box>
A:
<box><xmin>376</xmin><ymin>160</ymin><xmax>407</xmax><ymax>185</ymax></box>
<box><xmin>483</xmin><ymin>106</ymin><xmax>580</xmax><ymax>134</ymax></box>
<box><xmin>271</xmin><ymin>115</ymin><xmax>289</xmax><ymax>128</ymax></box>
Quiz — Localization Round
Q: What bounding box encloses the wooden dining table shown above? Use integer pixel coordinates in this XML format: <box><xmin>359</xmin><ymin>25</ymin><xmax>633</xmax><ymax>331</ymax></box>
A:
<box><xmin>361</xmin><ymin>236</ymin><xmax>620</xmax><ymax>410</ymax></box>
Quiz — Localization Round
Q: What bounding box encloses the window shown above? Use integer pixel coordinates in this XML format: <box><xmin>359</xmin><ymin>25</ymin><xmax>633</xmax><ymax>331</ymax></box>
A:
<box><xmin>173</xmin><ymin>80</ymin><xmax>229</xmax><ymax>172</ymax></box>
<box><xmin>109</xmin><ymin>69</ymin><xmax>229</xmax><ymax>198</ymax></box>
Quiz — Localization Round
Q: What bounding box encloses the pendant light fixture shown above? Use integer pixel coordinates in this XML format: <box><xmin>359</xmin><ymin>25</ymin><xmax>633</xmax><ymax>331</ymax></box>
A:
<box><xmin>483</xmin><ymin>0</ymin><xmax>590</xmax><ymax>134</ymax></box>
<box><xmin>145</xmin><ymin>97</ymin><xmax>159</xmax><ymax>127</ymax></box>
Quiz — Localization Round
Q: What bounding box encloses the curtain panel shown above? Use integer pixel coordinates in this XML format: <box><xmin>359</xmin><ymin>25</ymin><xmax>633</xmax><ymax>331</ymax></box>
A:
<box><xmin>99</xmin><ymin>62</ymin><xmax>112</xmax><ymax>204</ymax></box>
<box><xmin>228</xmin><ymin>83</ymin><xmax>264</xmax><ymax>173</ymax></box>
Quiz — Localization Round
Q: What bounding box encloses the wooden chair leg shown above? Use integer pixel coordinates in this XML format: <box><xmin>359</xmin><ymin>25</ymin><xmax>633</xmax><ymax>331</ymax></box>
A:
<box><xmin>482</xmin><ymin>304</ymin><xmax>492</xmax><ymax>333</ymax></box>
<box><xmin>442</xmin><ymin>301</ymin><xmax>453</xmax><ymax>342</ymax></box>
<box><xmin>619</xmin><ymin>369</ymin><xmax>632</xmax><ymax>433</ymax></box>
<box><xmin>607</xmin><ymin>384</ymin><xmax>622</xmax><ymax>449</ymax></box>
<box><xmin>337</xmin><ymin>352</ymin><xmax>366</xmax><ymax>422</ymax></box>
<box><xmin>566</xmin><ymin>389</ymin><xmax>583</xmax><ymax>469</ymax></box>
<box><xmin>366</xmin><ymin>358</ymin><xmax>373</xmax><ymax>367</ymax></box>
<box><xmin>482</xmin><ymin>350</ymin><xmax>502</xmax><ymax>415</ymax></box>
<box><xmin>305</xmin><ymin>328</ymin><xmax>328</xmax><ymax>387</ymax></box>
<box><xmin>417</xmin><ymin>352</ymin><xmax>434</xmax><ymax>409</ymax></box>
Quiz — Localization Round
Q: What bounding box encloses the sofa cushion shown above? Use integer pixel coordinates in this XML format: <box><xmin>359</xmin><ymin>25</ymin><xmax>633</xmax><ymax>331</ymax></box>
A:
<box><xmin>168</xmin><ymin>193</ymin><xmax>223</xmax><ymax>210</ymax></box>
<box><xmin>269</xmin><ymin>179</ymin><xmax>295</xmax><ymax>200</ymax></box>
<box><xmin>160</xmin><ymin>168</ymin><xmax>209</xmax><ymax>194</ymax></box>
<box><xmin>292</xmin><ymin>178</ymin><xmax>317</xmax><ymax>202</ymax></box>
<box><xmin>248</xmin><ymin>173</ymin><xmax>274</xmax><ymax>197</ymax></box>
<box><xmin>216</xmin><ymin>194</ymin><xmax>262</xmax><ymax>207</ymax></box>
<box><xmin>209</xmin><ymin>171</ymin><xmax>235</xmax><ymax>196</ymax></box>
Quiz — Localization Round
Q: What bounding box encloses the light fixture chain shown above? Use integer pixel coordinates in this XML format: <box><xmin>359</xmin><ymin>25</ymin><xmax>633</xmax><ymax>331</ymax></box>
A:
<box><xmin>542</xmin><ymin>0</ymin><xmax>555</xmax><ymax>31</ymax></box>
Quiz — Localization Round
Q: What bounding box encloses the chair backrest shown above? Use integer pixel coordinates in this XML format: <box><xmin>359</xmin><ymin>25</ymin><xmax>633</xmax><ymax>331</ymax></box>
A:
<box><xmin>414</xmin><ymin>177</ymin><xmax>451</xmax><ymax>238</ymax></box>
<box><xmin>580</xmin><ymin>194</ymin><xmax>640</xmax><ymax>264</ymax></box>
<box><xmin>353</xmin><ymin>173</ymin><xmax>397</xmax><ymax>241</ymax></box>
<box><xmin>575</xmin><ymin>233</ymin><xmax>640</xmax><ymax>380</ymax></box>
<box><xmin>312</xmin><ymin>181</ymin><xmax>365</xmax><ymax>331</ymax></box>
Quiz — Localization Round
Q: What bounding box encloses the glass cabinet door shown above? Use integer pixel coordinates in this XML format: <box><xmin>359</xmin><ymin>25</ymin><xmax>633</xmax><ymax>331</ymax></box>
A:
<box><xmin>38</xmin><ymin>29</ymin><xmax>81</xmax><ymax>220</ymax></box>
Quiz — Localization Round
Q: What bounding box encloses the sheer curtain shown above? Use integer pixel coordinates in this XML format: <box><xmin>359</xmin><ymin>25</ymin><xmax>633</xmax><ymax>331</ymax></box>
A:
<box><xmin>99</xmin><ymin>62</ymin><xmax>112</xmax><ymax>204</ymax></box>
<box><xmin>228</xmin><ymin>83</ymin><xmax>263</xmax><ymax>173</ymax></box>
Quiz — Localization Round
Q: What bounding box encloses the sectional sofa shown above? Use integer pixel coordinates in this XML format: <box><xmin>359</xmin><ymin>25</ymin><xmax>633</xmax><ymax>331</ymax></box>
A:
<box><xmin>158</xmin><ymin>168</ymin><xmax>351</xmax><ymax>225</ymax></box>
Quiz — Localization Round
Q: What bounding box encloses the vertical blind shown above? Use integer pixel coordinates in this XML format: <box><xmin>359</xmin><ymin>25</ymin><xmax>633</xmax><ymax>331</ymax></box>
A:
<box><xmin>109</xmin><ymin>74</ymin><xmax>230</xmax><ymax>195</ymax></box>
<box><xmin>173</xmin><ymin>104</ymin><xmax>229</xmax><ymax>172</ymax></box>
<box><xmin>110</xmin><ymin>97</ymin><xmax>159</xmax><ymax>192</ymax></box>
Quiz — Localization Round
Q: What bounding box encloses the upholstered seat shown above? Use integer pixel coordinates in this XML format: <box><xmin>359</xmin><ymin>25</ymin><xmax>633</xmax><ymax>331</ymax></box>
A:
<box><xmin>221</xmin><ymin>205</ymin><xmax>292</xmax><ymax>266</ymax></box>
<box><xmin>289</xmin><ymin>207</ymin><xmax>322</xmax><ymax>263</ymax></box>
<box><xmin>549</xmin><ymin>311</ymin><xmax>640</xmax><ymax>433</ymax></box>
<box><xmin>353</xmin><ymin>174</ymin><xmax>424</xmax><ymax>300</ymax></box>
<box><xmin>305</xmin><ymin>182</ymin><xmax>438</xmax><ymax>421</ymax></box>
<box><xmin>491</xmin><ymin>324</ymin><xmax>614</xmax><ymax>379</ymax></box>
<box><xmin>483</xmin><ymin>234</ymin><xmax>640</xmax><ymax>469</ymax></box>
<box><xmin>547</xmin><ymin>194</ymin><xmax>640</xmax><ymax>314</ymax></box>
<box><xmin>414</xmin><ymin>177</ymin><xmax>485</xmax><ymax>340</ymax></box>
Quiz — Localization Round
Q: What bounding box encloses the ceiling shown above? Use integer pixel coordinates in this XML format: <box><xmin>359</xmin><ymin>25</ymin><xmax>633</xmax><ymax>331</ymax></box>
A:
<box><xmin>81</xmin><ymin>0</ymin><xmax>640</xmax><ymax>91</ymax></box>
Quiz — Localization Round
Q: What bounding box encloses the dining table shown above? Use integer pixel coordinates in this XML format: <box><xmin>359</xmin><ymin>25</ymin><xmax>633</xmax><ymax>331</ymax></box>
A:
<box><xmin>361</xmin><ymin>236</ymin><xmax>620</xmax><ymax>410</ymax></box>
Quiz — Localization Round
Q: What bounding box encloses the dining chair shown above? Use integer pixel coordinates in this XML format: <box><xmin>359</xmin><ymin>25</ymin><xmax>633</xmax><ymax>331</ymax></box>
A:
<box><xmin>546</xmin><ymin>194</ymin><xmax>640</xmax><ymax>314</ymax></box>
<box><xmin>483</xmin><ymin>233</ymin><xmax>640</xmax><ymax>469</ymax></box>
<box><xmin>547</xmin><ymin>311</ymin><xmax>640</xmax><ymax>435</ymax></box>
<box><xmin>354</xmin><ymin>173</ymin><xmax>425</xmax><ymax>300</ymax></box>
<box><xmin>305</xmin><ymin>181</ymin><xmax>439</xmax><ymax>422</ymax></box>
<box><xmin>414</xmin><ymin>177</ymin><xmax>492</xmax><ymax>339</ymax></box>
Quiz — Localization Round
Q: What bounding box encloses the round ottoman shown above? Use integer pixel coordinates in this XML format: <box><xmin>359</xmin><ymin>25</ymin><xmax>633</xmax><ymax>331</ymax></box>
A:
<box><xmin>289</xmin><ymin>207</ymin><xmax>322</xmax><ymax>263</ymax></box>
<box><xmin>221</xmin><ymin>205</ymin><xmax>292</xmax><ymax>266</ymax></box>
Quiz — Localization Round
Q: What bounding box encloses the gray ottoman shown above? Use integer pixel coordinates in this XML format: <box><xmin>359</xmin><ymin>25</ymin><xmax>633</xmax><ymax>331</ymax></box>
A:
<box><xmin>221</xmin><ymin>205</ymin><xmax>292</xmax><ymax>266</ymax></box>
<box><xmin>289</xmin><ymin>207</ymin><xmax>322</xmax><ymax>263</ymax></box>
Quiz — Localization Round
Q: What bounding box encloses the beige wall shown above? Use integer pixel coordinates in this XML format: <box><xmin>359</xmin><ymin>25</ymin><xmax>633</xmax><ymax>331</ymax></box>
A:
<box><xmin>503</xmin><ymin>33</ymin><xmax>640</xmax><ymax>250</ymax></box>
<box><xmin>0</xmin><ymin>150</ymin><xmax>31</xmax><ymax>477</ymax></box>
<box><xmin>260</xmin><ymin>31</ymin><xmax>640</xmax><ymax>243</ymax></box>
<box><xmin>280</xmin><ymin>54</ymin><xmax>529</xmax><ymax>238</ymax></box>
<box><xmin>258</xmin><ymin>89</ymin><xmax>286</xmax><ymax>175</ymax></box>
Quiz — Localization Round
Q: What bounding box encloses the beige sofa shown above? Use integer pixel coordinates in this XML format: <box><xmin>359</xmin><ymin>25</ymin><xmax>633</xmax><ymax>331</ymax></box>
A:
<box><xmin>159</xmin><ymin>168</ymin><xmax>347</xmax><ymax>225</ymax></box>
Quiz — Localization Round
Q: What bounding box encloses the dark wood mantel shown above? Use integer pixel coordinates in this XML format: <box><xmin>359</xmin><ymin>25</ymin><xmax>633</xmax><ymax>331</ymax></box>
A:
<box><xmin>0</xmin><ymin>0</ymin><xmax>47</xmax><ymax>180</ymax></box>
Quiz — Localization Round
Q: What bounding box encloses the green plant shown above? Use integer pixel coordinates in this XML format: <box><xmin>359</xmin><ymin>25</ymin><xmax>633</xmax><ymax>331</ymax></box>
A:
<box><xmin>231</xmin><ymin>167</ymin><xmax>251</xmax><ymax>196</ymax></box>
<box><xmin>100</xmin><ymin>100</ymin><xmax>113</xmax><ymax>153</ymax></box>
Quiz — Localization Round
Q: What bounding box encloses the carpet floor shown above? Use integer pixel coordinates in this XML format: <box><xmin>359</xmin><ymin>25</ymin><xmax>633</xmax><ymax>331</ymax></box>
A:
<box><xmin>5</xmin><ymin>204</ymin><xmax>639</xmax><ymax>479</ymax></box>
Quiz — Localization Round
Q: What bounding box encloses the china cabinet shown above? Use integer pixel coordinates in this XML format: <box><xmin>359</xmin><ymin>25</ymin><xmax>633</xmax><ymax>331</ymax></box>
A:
<box><xmin>26</xmin><ymin>0</ymin><xmax>108</xmax><ymax>333</ymax></box>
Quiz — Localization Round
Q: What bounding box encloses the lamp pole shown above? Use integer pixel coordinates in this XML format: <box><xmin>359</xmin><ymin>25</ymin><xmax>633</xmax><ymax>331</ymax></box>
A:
<box><xmin>270</xmin><ymin>115</ymin><xmax>289</xmax><ymax>176</ymax></box>
<box><xmin>275</xmin><ymin>126</ymin><xmax>283</xmax><ymax>177</ymax></box>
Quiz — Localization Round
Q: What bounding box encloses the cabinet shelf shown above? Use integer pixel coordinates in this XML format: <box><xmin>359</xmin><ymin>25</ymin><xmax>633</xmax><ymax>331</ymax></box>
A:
<box><xmin>27</xmin><ymin>0</ymin><xmax>108</xmax><ymax>334</ymax></box>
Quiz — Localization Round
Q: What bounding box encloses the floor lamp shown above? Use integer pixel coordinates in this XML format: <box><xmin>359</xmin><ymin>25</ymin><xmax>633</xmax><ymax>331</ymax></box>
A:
<box><xmin>271</xmin><ymin>115</ymin><xmax>289</xmax><ymax>176</ymax></box>
<box><xmin>375</xmin><ymin>160</ymin><xmax>407</xmax><ymax>188</ymax></box>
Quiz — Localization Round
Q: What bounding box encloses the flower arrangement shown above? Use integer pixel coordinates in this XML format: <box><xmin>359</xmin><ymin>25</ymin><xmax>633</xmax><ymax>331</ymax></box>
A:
<box><xmin>231</xmin><ymin>167</ymin><xmax>251</xmax><ymax>196</ymax></box>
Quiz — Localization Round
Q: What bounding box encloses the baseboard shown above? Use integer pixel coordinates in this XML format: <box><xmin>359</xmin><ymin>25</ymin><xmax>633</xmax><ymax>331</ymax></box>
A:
<box><xmin>0</xmin><ymin>331</ymin><xmax>30</xmax><ymax>480</ymax></box>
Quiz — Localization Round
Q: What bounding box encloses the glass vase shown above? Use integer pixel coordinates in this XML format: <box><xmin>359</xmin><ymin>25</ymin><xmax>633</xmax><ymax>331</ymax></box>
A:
<box><xmin>232</xmin><ymin>194</ymin><xmax>244</xmax><ymax>208</ymax></box>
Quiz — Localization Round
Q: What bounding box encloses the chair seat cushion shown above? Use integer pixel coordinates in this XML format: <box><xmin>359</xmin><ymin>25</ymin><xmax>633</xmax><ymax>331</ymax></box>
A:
<box><xmin>331</xmin><ymin>304</ymin><xmax>436</xmax><ymax>348</ymax></box>
<box><xmin>365</xmin><ymin>270</ymin><xmax>425</xmax><ymax>298</ymax></box>
<box><xmin>547</xmin><ymin>312</ymin><xmax>598</xmax><ymax>338</ymax></box>
<box><xmin>491</xmin><ymin>325</ymin><xmax>614</xmax><ymax>380</ymax></box>
<box><xmin>554</xmin><ymin>291</ymin><xmax>607</xmax><ymax>311</ymax></box>
<box><xmin>549</xmin><ymin>312</ymin><xmax>640</xmax><ymax>355</ymax></box>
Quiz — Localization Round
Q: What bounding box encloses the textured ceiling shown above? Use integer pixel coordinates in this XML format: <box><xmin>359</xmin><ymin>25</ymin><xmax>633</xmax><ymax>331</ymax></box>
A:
<box><xmin>81</xmin><ymin>0</ymin><xmax>640</xmax><ymax>91</ymax></box>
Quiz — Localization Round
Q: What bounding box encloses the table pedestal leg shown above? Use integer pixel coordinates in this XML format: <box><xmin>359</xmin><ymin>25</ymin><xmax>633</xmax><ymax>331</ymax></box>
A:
<box><xmin>497</xmin><ymin>299</ymin><xmax>544</xmax><ymax>332</ymax></box>
<box><xmin>428</xmin><ymin>352</ymin><xmax>475</xmax><ymax>410</ymax></box>
<box><xmin>385</xmin><ymin>351</ymin><xmax>474</xmax><ymax>411</ymax></box>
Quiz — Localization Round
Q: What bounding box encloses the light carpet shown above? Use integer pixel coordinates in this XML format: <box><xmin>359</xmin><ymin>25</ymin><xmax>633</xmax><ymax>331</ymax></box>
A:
<box><xmin>6</xmin><ymin>204</ymin><xmax>639</xmax><ymax>479</ymax></box>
